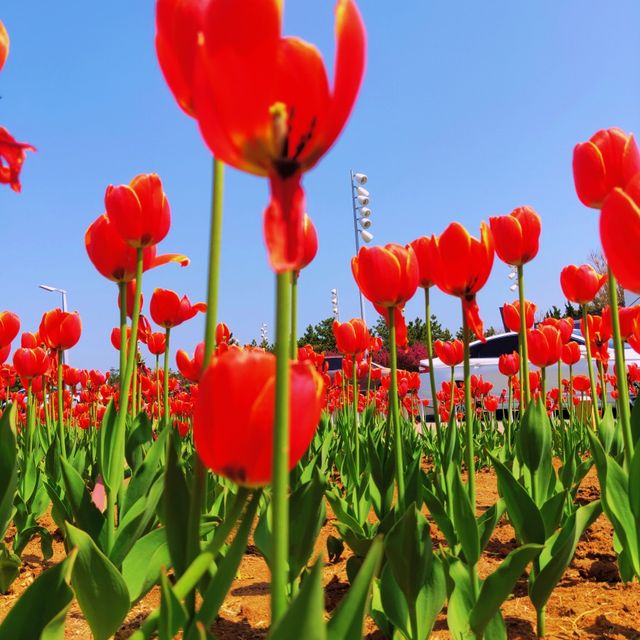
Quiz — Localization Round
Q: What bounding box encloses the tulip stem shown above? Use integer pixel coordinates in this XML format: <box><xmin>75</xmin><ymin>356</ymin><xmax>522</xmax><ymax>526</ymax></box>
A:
<box><xmin>118</xmin><ymin>282</ymin><xmax>127</xmax><ymax>396</ymax></box>
<box><xmin>272</xmin><ymin>271</ymin><xmax>291</xmax><ymax>623</ymax></box>
<box><xmin>352</xmin><ymin>355</ymin><xmax>360</xmax><ymax>478</ymax></box>
<box><xmin>598</xmin><ymin>359</ymin><xmax>607</xmax><ymax>412</ymax></box>
<box><xmin>424</xmin><ymin>288</ymin><xmax>441</xmax><ymax>442</ymax></box>
<box><xmin>388</xmin><ymin>309</ymin><xmax>405</xmax><ymax>513</ymax></box>
<box><xmin>569</xmin><ymin>364</ymin><xmax>574</xmax><ymax>426</ymax></box>
<box><xmin>557</xmin><ymin>361</ymin><xmax>563</xmax><ymax>420</ymax></box>
<box><xmin>607</xmin><ymin>268</ymin><xmax>634</xmax><ymax>468</ymax></box>
<box><xmin>57</xmin><ymin>352</ymin><xmax>66</xmax><ymax>459</ymax></box>
<box><xmin>290</xmin><ymin>272</ymin><xmax>298</xmax><ymax>359</ymax></box>
<box><xmin>517</xmin><ymin>265</ymin><xmax>531</xmax><ymax>407</ymax></box>
<box><xmin>506</xmin><ymin>376</ymin><xmax>512</xmax><ymax>456</ymax></box>
<box><xmin>462</xmin><ymin>301</ymin><xmax>475</xmax><ymax>507</ymax></box>
<box><xmin>580</xmin><ymin>304</ymin><xmax>599</xmax><ymax>427</ymax></box>
<box><xmin>162</xmin><ymin>328</ymin><xmax>171</xmax><ymax>428</ymax></box>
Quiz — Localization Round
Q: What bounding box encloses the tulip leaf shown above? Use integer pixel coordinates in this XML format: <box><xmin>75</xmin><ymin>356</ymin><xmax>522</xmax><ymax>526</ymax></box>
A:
<box><xmin>0</xmin><ymin>542</ymin><xmax>21</xmax><ymax>594</ymax></box>
<box><xmin>96</xmin><ymin>400</ymin><xmax>118</xmax><ymax>493</ymax></box>
<box><xmin>327</xmin><ymin>536</ymin><xmax>383</xmax><ymax>640</ymax></box>
<box><xmin>65</xmin><ymin>522</ymin><xmax>130</xmax><ymax>640</ymax></box>
<box><xmin>159</xmin><ymin>570</ymin><xmax>187</xmax><ymax>640</ymax></box>
<box><xmin>451</xmin><ymin>470</ymin><xmax>480</xmax><ymax>565</ymax></box>
<box><xmin>469</xmin><ymin>543</ymin><xmax>542</xmax><ymax>637</ymax></box>
<box><xmin>0</xmin><ymin>548</ymin><xmax>76</xmax><ymax>640</ymax></box>
<box><xmin>0</xmin><ymin>404</ymin><xmax>17</xmax><ymax>537</ymax></box>
<box><xmin>122</xmin><ymin>526</ymin><xmax>171</xmax><ymax>603</ymax></box>
<box><xmin>269</xmin><ymin>559</ymin><xmax>327</xmax><ymax>640</ymax></box>
<box><xmin>517</xmin><ymin>398</ymin><xmax>551</xmax><ymax>473</ymax></box>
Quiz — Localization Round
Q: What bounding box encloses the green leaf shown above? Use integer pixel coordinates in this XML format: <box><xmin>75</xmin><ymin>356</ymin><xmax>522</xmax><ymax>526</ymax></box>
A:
<box><xmin>517</xmin><ymin>398</ymin><xmax>551</xmax><ymax>473</ymax></box>
<box><xmin>327</xmin><ymin>537</ymin><xmax>383</xmax><ymax>640</ymax></box>
<box><xmin>531</xmin><ymin>500</ymin><xmax>602</xmax><ymax>611</ymax></box>
<box><xmin>97</xmin><ymin>400</ymin><xmax>118</xmax><ymax>493</ymax></box>
<box><xmin>423</xmin><ymin>488</ymin><xmax>456</xmax><ymax>548</ymax></box>
<box><xmin>65</xmin><ymin>522</ymin><xmax>130</xmax><ymax>640</ymax></box>
<box><xmin>469</xmin><ymin>544</ymin><xmax>542</xmax><ymax>637</ymax></box>
<box><xmin>629</xmin><ymin>444</ymin><xmax>640</xmax><ymax>521</ymax></box>
<box><xmin>159</xmin><ymin>571</ymin><xmax>187</xmax><ymax>640</ymax></box>
<box><xmin>478</xmin><ymin>500</ymin><xmax>505</xmax><ymax>552</ymax></box>
<box><xmin>0</xmin><ymin>548</ymin><xmax>76</xmax><ymax>640</ymax></box>
<box><xmin>0</xmin><ymin>405</ymin><xmax>17</xmax><ymax>536</ymax></box>
<box><xmin>268</xmin><ymin>559</ymin><xmax>327</xmax><ymax>640</ymax></box>
<box><xmin>451</xmin><ymin>470</ymin><xmax>480</xmax><ymax>565</ymax></box>
<box><xmin>122</xmin><ymin>526</ymin><xmax>171</xmax><ymax>603</ymax></box>
<box><xmin>0</xmin><ymin>541</ymin><xmax>21</xmax><ymax>594</ymax></box>
<box><xmin>540</xmin><ymin>490</ymin><xmax>568</xmax><ymax>538</ymax></box>
<box><xmin>490</xmin><ymin>454</ymin><xmax>545</xmax><ymax>545</ymax></box>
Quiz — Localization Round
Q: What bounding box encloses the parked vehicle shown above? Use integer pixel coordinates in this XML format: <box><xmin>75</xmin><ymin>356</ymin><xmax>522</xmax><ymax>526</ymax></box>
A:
<box><xmin>323</xmin><ymin>355</ymin><xmax>389</xmax><ymax>385</ymax></box>
<box><xmin>418</xmin><ymin>331</ymin><xmax>640</xmax><ymax>415</ymax></box>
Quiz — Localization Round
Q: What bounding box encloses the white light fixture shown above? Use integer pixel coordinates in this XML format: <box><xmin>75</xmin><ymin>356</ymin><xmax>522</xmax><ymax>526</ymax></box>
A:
<box><xmin>508</xmin><ymin>271</ymin><xmax>517</xmax><ymax>280</ymax></box>
<box><xmin>354</xmin><ymin>173</ymin><xmax>367</xmax><ymax>185</ymax></box>
<box><xmin>356</xmin><ymin>186</ymin><xmax>369</xmax><ymax>198</ymax></box>
<box><xmin>359</xmin><ymin>207</ymin><xmax>371</xmax><ymax>218</ymax></box>
<box><xmin>360</xmin><ymin>229</ymin><xmax>374</xmax><ymax>243</ymax></box>
<box><xmin>359</xmin><ymin>218</ymin><xmax>372</xmax><ymax>229</ymax></box>
<box><xmin>330</xmin><ymin>288</ymin><xmax>337</xmax><ymax>295</ymax></box>
<box><xmin>356</xmin><ymin>194</ymin><xmax>369</xmax><ymax>206</ymax></box>
<box><xmin>509</xmin><ymin>283</ymin><xmax>518</xmax><ymax>292</ymax></box>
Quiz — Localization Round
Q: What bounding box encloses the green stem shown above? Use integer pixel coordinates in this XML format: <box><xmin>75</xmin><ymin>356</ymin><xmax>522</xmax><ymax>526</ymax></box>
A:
<box><xmin>118</xmin><ymin>282</ymin><xmax>127</xmax><ymax>398</ymax></box>
<box><xmin>581</xmin><ymin>305</ymin><xmax>599</xmax><ymax>427</ymax></box>
<box><xmin>352</xmin><ymin>355</ymin><xmax>359</xmax><ymax>477</ymax></box>
<box><xmin>162</xmin><ymin>328</ymin><xmax>171</xmax><ymax>428</ymax></box>
<box><xmin>541</xmin><ymin>367</ymin><xmax>547</xmax><ymax>404</ymax></box>
<box><xmin>388</xmin><ymin>309</ymin><xmax>405</xmax><ymax>512</ymax></box>
<box><xmin>557</xmin><ymin>360</ymin><xmax>563</xmax><ymax>420</ymax></box>
<box><xmin>449</xmin><ymin>366</ymin><xmax>455</xmax><ymax>417</ymax></box>
<box><xmin>569</xmin><ymin>363</ymin><xmax>574</xmax><ymax>426</ymax></box>
<box><xmin>424</xmin><ymin>288</ymin><xmax>441</xmax><ymax>437</ymax></box>
<box><xmin>506</xmin><ymin>376</ymin><xmax>512</xmax><ymax>456</ymax></box>
<box><xmin>607</xmin><ymin>268</ymin><xmax>634</xmax><ymax>468</ymax></box>
<box><xmin>271</xmin><ymin>272</ymin><xmax>292</xmax><ymax>623</ymax></box>
<box><xmin>57</xmin><ymin>352</ymin><xmax>66</xmax><ymax>459</ymax></box>
<box><xmin>290</xmin><ymin>272</ymin><xmax>298</xmax><ymax>359</ymax></box>
<box><xmin>517</xmin><ymin>265</ymin><xmax>531</xmax><ymax>406</ymax></box>
<box><xmin>462</xmin><ymin>301</ymin><xmax>476</xmax><ymax>508</ymax></box>
<box><xmin>598</xmin><ymin>359</ymin><xmax>607</xmax><ymax>413</ymax></box>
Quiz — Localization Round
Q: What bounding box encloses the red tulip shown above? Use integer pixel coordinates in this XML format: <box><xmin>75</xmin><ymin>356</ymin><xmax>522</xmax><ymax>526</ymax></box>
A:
<box><xmin>13</xmin><ymin>347</ymin><xmax>50</xmax><ymax>380</ymax></box>
<box><xmin>539</xmin><ymin>316</ymin><xmax>574</xmax><ymax>343</ymax></box>
<box><xmin>0</xmin><ymin>344</ymin><xmax>10</xmax><ymax>366</ymax></box>
<box><xmin>147</xmin><ymin>331</ymin><xmax>167</xmax><ymax>355</ymax></box>
<box><xmin>489</xmin><ymin>206</ymin><xmax>541</xmax><ymax>267</ymax></box>
<box><xmin>600</xmin><ymin>173</ymin><xmax>640</xmax><ymax>293</ymax></box>
<box><xmin>157</xmin><ymin>0</ymin><xmax>366</xmax><ymax>272</ymax></box>
<box><xmin>502</xmin><ymin>300</ymin><xmax>536</xmax><ymax>333</ymax></box>
<box><xmin>194</xmin><ymin>349</ymin><xmax>324</xmax><ymax>486</ymax></box>
<box><xmin>573</xmin><ymin>128</ymin><xmax>640</xmax><ymax>209</ymax></box>
<box><xmin>332</xmin><ymin>318</ymin><xmax>370</xmax><ymax>356</ymax></box>
<box><xmin>580</xmin><ymin>314</ymin><xmax>611</xmax><ymax>360</ymax></box>
<box><xmin>21</xmin><ymin>332</ymin><xmax>39</xmax><ymax>348</ymax></box>
<box><xmin>85</xmin><ymin>214</ymin><xmax>189</xmax><ymax>283</ymax></box>
<box><xmin>266</xmin><ymin>210</ymin><xmax>319</xmax><ymax>274</ymax></box>
<box><xmin>602</xmin><ymin>304</ymin><xmax>640</xmax><ymax>341</ymax></box>
<box><xmin>150</xmin><ymin>288</ymin><xmax>207</xmax><ymax>329</ymax></box>
<box><xmin>215</xmin><ymin>322</ymin><xmax>231</xmax><ymax>345</ymax></box>
<box><xmin>0</xmin><ymin>127</ymin><xmax>36</xmax><ymax>193</ymax></box>
<box><xmin>573</xmin><ymin>375</ymin><xmax>591</xmax><ymax>393</ymax></box>
<box><xmin>373</xmin><ymin>305</ymin><xmax>408</xmax><ymax>348</ymax></box>
<box><xmin>351</xmin><ymin>244</ymin><xmax>419</xmax><ymax>308</ymax></box>
<box><xmin>483</xmin><ymin>395</ymin><xmax>499</xmax><ymax>413</ymax></box>
<box><xmin>118</xmin><ymin>280</ymin><xmax>143</xmax><ymax>319</ymax></box>
<box><xmin>409</xmin><ymin>236</ymin><xmax>437</xmax><ymax>288</ymax></box>
<box><xmin>561</xmin><ymin>341</ymin><xmax>581</xmax><ymax>366</ymax></box>
<box><xmin>39</xmin><ymin>310</ymin><xmax>82</xmax><ymax>351</ymax></box>
<box><xmin>560</xmin><ymin>264</ymin><xmax>606</xmax><ymax>305</ymax></box>
<box><xmin>498</xmin><ymin>351</ymin><xmax>520</xmax><ymax>377</ymax></box>
<box><xmin>434</xmin><ymin>339</ymin><xmax>464</xmax><ymax>367</ymax></box>
<box><xmin>428</xmin><ymin>222</ymin><xmax>494</xmax><ymax>341</ymax></box>
<box><xmin>105</xmin><ymin>173</ymin><xmax>171</xmax><ymax>249</ymax></box>
<box><xmin>527</xmin><ymin>326</ymin><xmax>562</xmax><ymax>368</ymax></box>
<box><xmin>0</xmin><ymin>312</ymin><xmax>20</xmax><ymax>347</ymax></box>
<box><xmin>176</xmin><ymin>342</ymin><xmax>205</xmax><ymax>382</ymax></box>
<box><xmin>0</xmin><ymin>20</ymin><xmax>8</xmax><ymax>72</ymax></box>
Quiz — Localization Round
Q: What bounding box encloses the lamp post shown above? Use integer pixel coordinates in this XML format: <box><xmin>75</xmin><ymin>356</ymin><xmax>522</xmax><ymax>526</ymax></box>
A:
<box><xmin>330</xmin><ymin>288</ymin><xmax>340</xmax><ymax>321</ymax></box>
<box><xmin>350</xmin><ymin>170</ymin><xmax>373</xmax><ymax>322</ymax></box>
<box><xmin>260</xmin><ymin>322</ymin><xmax>268</xmax><ymax>349</ymax></box>
<box><xmin>39</xmin><ymin>284</ymin><xmax>69</xmax><ymax>364</ymax></box>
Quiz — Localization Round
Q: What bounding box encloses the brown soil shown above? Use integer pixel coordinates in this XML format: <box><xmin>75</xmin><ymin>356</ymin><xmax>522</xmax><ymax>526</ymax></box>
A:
<box><xmin>2</xmin><ymin>467</ymin><xmax>640</xmax><ymax>639</ymax></box>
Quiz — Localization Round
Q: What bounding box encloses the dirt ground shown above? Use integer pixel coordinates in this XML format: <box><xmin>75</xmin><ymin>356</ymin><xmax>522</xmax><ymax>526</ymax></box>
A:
<box><xmin>2</xmin><ymin>466</ymin><xmax>639</xmax><ymax>639</ymax></box>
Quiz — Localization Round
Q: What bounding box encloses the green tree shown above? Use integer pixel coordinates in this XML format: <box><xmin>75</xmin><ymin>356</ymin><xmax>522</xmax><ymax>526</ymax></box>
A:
<box><xmin>297</xmin><ymin>317</ymin><xmax>337</xmax><ymax>352</ymax></box>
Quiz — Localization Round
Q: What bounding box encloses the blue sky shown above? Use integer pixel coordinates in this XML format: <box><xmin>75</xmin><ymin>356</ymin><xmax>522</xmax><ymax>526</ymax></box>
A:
<box><xmin>1</xmin><ymin>1</ymin><xmax>639</xmax><ymax>370</ymax></box>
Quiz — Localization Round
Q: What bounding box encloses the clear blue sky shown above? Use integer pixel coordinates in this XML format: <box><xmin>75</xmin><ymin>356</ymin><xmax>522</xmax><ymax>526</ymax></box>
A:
<box><xmin>1</xmin><ymin>1</ymin><xmax>638</xmax><ymax>370</ymax></box>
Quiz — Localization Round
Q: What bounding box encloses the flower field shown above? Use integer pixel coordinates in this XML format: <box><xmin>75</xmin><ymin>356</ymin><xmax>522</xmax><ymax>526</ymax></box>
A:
<box><xmin>2</xmin><ymin>2</ymin><xmax>640</xmax><ymax>640</ymax></box>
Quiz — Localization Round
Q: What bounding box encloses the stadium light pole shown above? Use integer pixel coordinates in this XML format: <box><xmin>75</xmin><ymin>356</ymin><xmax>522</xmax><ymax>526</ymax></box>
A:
<box><xmin>350</xmin><ymin>170</ymin><xmax>373</xmax><ymax>322</ymax></box>
<box><xmin>39</xmin><ymin>284</ymin><xmax>69</xmax><ymax>364</ymax></box>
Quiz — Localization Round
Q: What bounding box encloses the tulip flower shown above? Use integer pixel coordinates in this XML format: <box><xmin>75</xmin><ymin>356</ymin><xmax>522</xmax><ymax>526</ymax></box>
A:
<box><xmin>0</xmin><ymin>311</ymin><xmax>20</xmax><ymax>347</ymax></box>
<box><xmin>0</xmin><ymin>127</ymin><xmax>36</xmax><ymax>193</ymax></box>
<box><xmin>410</xmin><ymin>236</ymin><xmax>437</xmax><ymax>289</ymax></box>
<box><xmin>176</xmin><ymin>343</ymin><xmax>205</xmax><ymax>382</ymax></box>
<box><xmin>602</xmin><ymin>304</ymin><xmax>640</xmax><ymax>341</ymax></box>
<box><xmin>562</xmin><ymin>341</ymin><xmax>581</xmax><ymax>366</ymax></box>
<box><xmin>21</xmin><ymin>332</ymin><xmax>39</xmax><ymax>348</ymax></box>
<box><xmin>85</xmin><ymin>214</ymin><xmax>189</xmax><ymax>283</ymax></box>
<box><xmin>149</xmin><ymin>288</ymin><xmax>207</xmax><ymax>329</ymax></box>
<box><xmin>39</xmin><ymin>309</ymin><xmax>82</xmax><ymax>351</ymax></box>
<box><xmin>434</xmin><ymin>339</ymin><xmax>464</xmax><ymax>367</ymax></box>
<box><xmin>502</xmin><ymin>300</ymin><xmax>536</xmax><ymax>333</ymax></box>
<box><xmin>600</xmin><ymin>173</ymin><xmax>640</xmax><ymax>293</ymax></box>
<box><xmin>573</xmin><ymin>127</ymin><xmax>640</xmax><ymax>209</ymax></box>
<box><xmin>489</xmin><ymin>206</ymin><xmax>541</xmax><ymax>267</ymax></box>
<box><xmin>428</xmin><ymin>222</ymin><xmax>494</xmax><ymax>340</ymax></box>
<box><xmin>0</xmin><ymin>344</ymin><xmax>10</xmax><ymax>366</ymax></box>
<box><xmin>352</xmin><ymin>244</ymin><xmax>419</xmax><ymax>309</ymax></box>
<box><xmin>0</xmin><ymin>20</ymin><xmax>8</xmax><ymax>72</ymax></box>
<box><xmin>13</xmin><ymin>347</ymin><xmax>50</xmax><ymax>380</ymax></box>
<box><xmin>105</xmin><ymin>173</ymin><xmax>171</xmax><ymax>249</ymax></box>
<box><xmin>118</xmin><ymin>280</ymin><xmax>143</xmax><ymax>319</ymax></box>
<box><xmin>147</xmin><ymin>331</ymin><xmax>167</xmax><ymax>355</ymax></box>
<box><xmin>573</xmin><ymin>375</ymin><xmax>591</xmax><ymax>394</ymax></box>
<box><xmin>498</xmin><ymin>351</ymin><xmax>520</xmax><ymax>377</ymax></box>
<box><xmin>560</xmin><ymin>264</ymin><xmax>606</xmax><ymax>305</ymax></box>
<box><xmin>373</xmin><ymin>304</ymin><xmax>408</xmax><ymax>348</ymax></box>
<box><xmin>157</xmin><ymin>0</ymin><xmax>366</xmax><ymax>271</ymax></box>
<box><xmin>194</xmin><ymin>349</ymin><xmax>324</xmax><ymax>486</ymax></box>
<box><xmin>483</xmin><ymin>395</ymin><xmax>499</xmax><ymax>413</ymax></box>
<box><xmin>332</xmin><ymin>318</ymin><xmax>370</xmax><ymax>356</ymax></box>
<box><xmin>527</xmin><ymin>326</ymin><xmax>562</xmax><ymax>369</ymax></box>
<box><xmin>539</xmin><ymin>316</ymin><xmax>574</xmax><ymax>343</ymax></box>
<box><xmin>215</xmin><ymin>322</ymin><xmax>231</xmax><ymax>345</ymax></box>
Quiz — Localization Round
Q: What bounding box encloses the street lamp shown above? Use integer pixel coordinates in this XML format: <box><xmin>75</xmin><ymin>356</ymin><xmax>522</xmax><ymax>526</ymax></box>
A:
<box><xmin>350</xmin><ymin>169</ymin><xmax>375</xmax><ymax>322</ymax></box>
<box><xmin>39</xmin><ymin>284</ymin><xmax>69</xmax><ymax>364</ymax></box>
<box><xmin>260</xmin><ymin>322</ymin><xmax>268</xmax><ymax>347</ymax></box>
<box><xmin>330</xmin><ymin>288</ymin><xmax>340</xmax><ymax>321</ymax></box>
